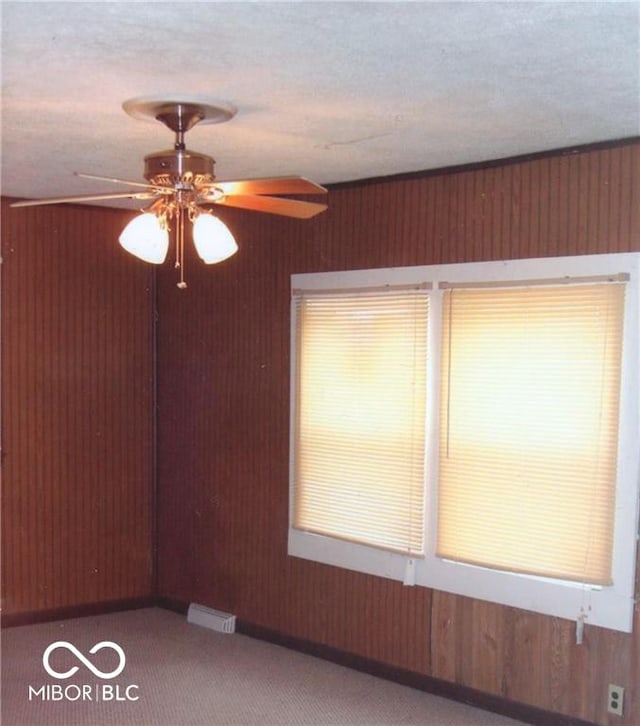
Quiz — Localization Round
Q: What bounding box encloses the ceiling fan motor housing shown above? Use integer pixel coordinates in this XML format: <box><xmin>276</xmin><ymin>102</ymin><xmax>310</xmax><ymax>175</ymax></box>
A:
<box><xmin>144</xmin><ymin>148</ymin><xmax>216</xmax><ymax>187</ymax></box>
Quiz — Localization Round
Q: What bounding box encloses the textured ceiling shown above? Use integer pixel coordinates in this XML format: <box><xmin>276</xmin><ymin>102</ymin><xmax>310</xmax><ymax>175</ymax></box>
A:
<box><xmin>1</xmin><ymin>1</ymin><xmax>639</xmax><ymax>208</ymax></box>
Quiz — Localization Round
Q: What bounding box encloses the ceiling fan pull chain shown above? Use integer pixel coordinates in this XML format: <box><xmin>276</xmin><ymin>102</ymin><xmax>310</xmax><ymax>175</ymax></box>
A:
<box><xmin>176</xmin><ymin>206</ymin><xmax>187</xmax><ymax>289</ymax></box>
<box><xmin>174</xmin><ymin>208</ymin><xmax>180</xmax><ymax>271</ymax></box>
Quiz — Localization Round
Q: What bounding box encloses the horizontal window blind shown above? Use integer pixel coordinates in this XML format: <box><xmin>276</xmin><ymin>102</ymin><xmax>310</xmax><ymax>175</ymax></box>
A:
<box><xmin>293</xmin><ymin>288</ymin><xmax>428</xmax><ymax>555</ymax></box>
<box><xmin>437</xmin><ymin>282</ymin><xmax>625</xmax><ymax>585</ymax></box>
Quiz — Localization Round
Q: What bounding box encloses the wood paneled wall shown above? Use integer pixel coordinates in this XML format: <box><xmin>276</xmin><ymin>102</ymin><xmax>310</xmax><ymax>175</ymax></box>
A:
<box><xmin>156</xmin><ymin>142</ymin><xmax>640</xmax><ymax>725</ymax></box>
<box><xmin>1</xmin><ymin>201</ymin><xmax>154</xmax><ymax>615</ymax></box>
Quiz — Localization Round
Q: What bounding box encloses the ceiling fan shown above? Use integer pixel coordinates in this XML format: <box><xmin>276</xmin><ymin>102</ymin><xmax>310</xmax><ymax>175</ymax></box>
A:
<box><xmin>11</xmin><ymin>95</ymin><xmax>328</xmax><ymax>288</ymax></box>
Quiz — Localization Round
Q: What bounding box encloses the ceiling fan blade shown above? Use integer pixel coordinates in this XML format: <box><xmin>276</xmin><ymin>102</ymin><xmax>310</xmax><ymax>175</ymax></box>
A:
<box><xmin>10</xmin><ymin>191</ymin><xmax>158</xmax><ymax>208</ymax></box>
<box><xmin>74</xmin><ymin>171</ymin><xmax>165</xmax><ymax>191</ymax></box>
<box><xmin>214</xmin><ymin>176</ymin><xmax>327</xmax><ymax>197</ymax></box>
<box><xmin>210</xmin><ymin>194</ymin><xmax>327</xmax><ymax>219</ymax></box>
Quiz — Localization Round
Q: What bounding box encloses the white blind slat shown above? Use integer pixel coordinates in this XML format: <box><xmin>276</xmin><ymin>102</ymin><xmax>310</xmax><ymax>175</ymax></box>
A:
<box><xmin>293</xmin><ymin>290</ymin><xmax>428</xmax><ymax>555</ymax></box>
<box><xmin>438</xmin><ymin>283</ymin><xmax>625</xmax><ymax>585</ymax></box>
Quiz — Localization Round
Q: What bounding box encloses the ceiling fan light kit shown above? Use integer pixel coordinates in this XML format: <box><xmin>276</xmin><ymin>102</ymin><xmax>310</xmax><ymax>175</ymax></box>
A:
<box><xmin>119</xmin><ymin>212</ymin><xmax>170</xmax><ymax>264</ymax></box>
<box><xmin>192</xmin><ymin>213</ymin><xmax>239</xmax><ymax>264</ymax></box>
<box><xmin>12</xmin><ymin>95</ymin><xmax>328</xmax><ymax>288</ymax></box>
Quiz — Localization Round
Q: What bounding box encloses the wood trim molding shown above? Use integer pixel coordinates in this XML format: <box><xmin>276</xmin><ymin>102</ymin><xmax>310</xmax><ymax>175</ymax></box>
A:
<box><xmin>235</xmin><ymin>619</ymin><xmax>596</xmax><ymax>726</ymax></box>
<box><xmin>0</xmin><ymin>597</ymin><xmax>156</xmax><ymax>628</ymax></box>
<box><xmin>154</xmin><ymin>596</ymin><xmax>189</xmax><ymax>615</ymax></box>
<box><xmin>327</xmin><ymin>136</ymin><xmax>640</xmax><ymax>191</ymax></box>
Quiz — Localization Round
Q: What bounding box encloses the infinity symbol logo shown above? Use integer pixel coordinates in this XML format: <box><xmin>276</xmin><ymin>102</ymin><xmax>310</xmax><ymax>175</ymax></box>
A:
<box><xmin>42</xmin><ymin>641</ymin><xmax>126</xmax><ymax>680</ymax></box>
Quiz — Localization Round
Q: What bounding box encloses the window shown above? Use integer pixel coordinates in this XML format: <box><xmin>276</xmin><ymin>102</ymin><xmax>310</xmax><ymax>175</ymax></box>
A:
<box><xmin>289</xmin><ymin>254</ymin><xmax>640</xmax><ymax>632</ymax></box>
<box><xmin>438</xmin><ymin>283</ymin><xmax>624</xmax><ymax>585</ymax></box>
<box><xmin>292</xmin><ymin>286</ymin><xmax>428</xmax><ymax>555</ymax></box>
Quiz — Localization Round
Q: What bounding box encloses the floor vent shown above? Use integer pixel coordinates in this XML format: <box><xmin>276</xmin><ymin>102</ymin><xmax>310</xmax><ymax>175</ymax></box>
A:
<box><xmin>187</xmin><ymin>603</ymin><xmax>236</xmax><ymax>634</ymax></box>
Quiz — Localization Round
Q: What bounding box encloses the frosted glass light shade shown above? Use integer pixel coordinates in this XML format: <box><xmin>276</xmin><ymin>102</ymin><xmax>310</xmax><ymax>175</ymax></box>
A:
<box><xmin>192</xmin><ymin>213</ymin><xmax>238</xmax><ymax>264</ymax></box>
<box><xmin>119</xmin><ymin>213</ymin><xmax>169</xmax><ymax>264</ymax></box>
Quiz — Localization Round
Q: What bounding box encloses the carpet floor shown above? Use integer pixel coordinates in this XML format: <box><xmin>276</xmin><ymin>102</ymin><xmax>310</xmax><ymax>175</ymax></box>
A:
<box><xmin>1</xmin><ymin>607</ymin><xmax>525</xmax><ymax>725</ymax></box>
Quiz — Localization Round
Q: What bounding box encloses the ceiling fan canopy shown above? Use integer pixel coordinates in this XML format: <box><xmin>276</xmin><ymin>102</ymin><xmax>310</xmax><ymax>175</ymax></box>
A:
<box><xmin>124</xmin><ymin>96</ymin><xmax>232</xmax><ymax>189</ymax></box>
<box><xmin>11</xmin><ymin>95</ymin><xmax>329</xmax><ymax>287</ymax></box>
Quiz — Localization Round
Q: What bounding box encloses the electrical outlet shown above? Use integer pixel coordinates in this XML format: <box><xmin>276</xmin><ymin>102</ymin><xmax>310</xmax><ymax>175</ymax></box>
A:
<box><xmin>607</xmin><ymin>684</ymin><xmax>624</xmax><ymax>717</ymax></box>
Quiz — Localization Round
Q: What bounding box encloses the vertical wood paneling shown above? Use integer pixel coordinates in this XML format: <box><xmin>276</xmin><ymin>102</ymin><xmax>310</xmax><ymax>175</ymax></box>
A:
<box><xmin>156</xmin><ymin>142</ymin><xmax>640</xmax><ymax>724</ymax></box>
<box><xmin>1</xmin><ymin>200</ymin><xmax>154</xmax><ymax>615</ymax></box>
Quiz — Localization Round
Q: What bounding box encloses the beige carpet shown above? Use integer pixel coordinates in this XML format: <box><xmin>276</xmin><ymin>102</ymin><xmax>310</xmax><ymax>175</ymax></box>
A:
<box><xmin>1</xmin><ymin>607</ymin><xmax>524</xmax><ymax>725</ymax></box>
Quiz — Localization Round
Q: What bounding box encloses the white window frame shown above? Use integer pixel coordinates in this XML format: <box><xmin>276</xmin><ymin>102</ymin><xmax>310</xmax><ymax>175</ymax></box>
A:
<box><xmin>289</xmin><ymin>253</ymin><xmax>640</xmax><ymax>633</ymax></box>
